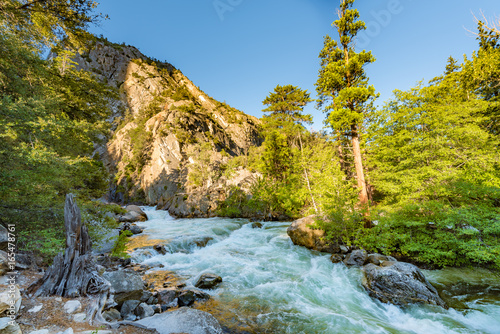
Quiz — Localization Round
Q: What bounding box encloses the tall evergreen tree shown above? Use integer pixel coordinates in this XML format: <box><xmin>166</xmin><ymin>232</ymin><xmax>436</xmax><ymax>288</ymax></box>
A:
<box><xmin>315</xmin><ymin>0</ymin><xmax>377</xmax><ymax>226</ymax></box>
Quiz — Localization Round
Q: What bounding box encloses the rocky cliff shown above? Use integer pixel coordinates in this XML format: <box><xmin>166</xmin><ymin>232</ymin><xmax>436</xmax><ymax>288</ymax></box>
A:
<box><xmin>75</xmin><ymin>39</ymin><xmax>262</xmax><ymax>217</ymax></box>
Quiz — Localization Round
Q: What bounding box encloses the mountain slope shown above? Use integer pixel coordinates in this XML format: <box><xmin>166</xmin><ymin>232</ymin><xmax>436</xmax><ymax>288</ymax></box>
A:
<box><xmin>75</xmin><ymin>39</ymin><xmax>262</xmax><ymax>217</ymax></box>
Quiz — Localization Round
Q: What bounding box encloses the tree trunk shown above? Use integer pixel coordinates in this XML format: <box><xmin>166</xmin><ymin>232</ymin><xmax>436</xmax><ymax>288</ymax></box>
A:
<box><xmin>351</xmin><ymin>125</ymin><xmax>371</xmax><ymax>228</ymax></box>
<box><xmin>298</xmin><ymin>132</ymin><xmax>318</xmax><ymax>214</ymax></box>
<box><xmin>29</xmin><ymin>194</ymin><xmax>112</xmax><ymax>325</ymax></box>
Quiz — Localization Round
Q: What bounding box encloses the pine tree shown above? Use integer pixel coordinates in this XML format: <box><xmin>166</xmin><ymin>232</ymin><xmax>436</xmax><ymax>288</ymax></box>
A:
<box><xmin>315</xmin><ymin>0</ymin><xmax>377</xmax><ymax>226</ymax></box>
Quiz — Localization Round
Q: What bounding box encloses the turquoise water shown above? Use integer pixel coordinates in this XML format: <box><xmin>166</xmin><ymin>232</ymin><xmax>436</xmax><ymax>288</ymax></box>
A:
<box><xmin>130</xmin><ymin>208</ymin><xmax>500</xmax><ymax>334</ymax></box>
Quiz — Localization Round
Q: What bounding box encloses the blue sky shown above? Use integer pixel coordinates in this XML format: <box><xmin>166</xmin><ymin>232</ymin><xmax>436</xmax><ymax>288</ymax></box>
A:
<box><xmin>90</xmin><ymin>0</ymin><xmax>499</xmax><ymax>129</ymax></box>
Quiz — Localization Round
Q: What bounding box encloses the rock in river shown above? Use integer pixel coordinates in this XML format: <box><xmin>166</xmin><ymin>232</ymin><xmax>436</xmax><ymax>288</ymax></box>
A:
<box><xmin>362</xmin><ymin>262</ymin><xmax>447</xmax><ymax>308</ymax></box>
<box><xmin>136</xmin><ymin>307</ymin><xmax>223</xmax><ymax>334</ymax></box>
<box><xmin>103</xmin><ymin>270</ymin><xmax>145</xmax><ymax>305</ymax></box>
<box><xmin>287</xmin><ymin>216</ymin><xmax>339</xmax><ymax>253</ymax></box>
<box><xmin>195</xmin><ymin>273</ymin><xmax>222</xmax><ymax>290</ymax></box>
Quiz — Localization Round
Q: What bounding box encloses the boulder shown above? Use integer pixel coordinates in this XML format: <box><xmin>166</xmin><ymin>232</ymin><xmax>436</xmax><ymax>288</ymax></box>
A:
<box><xmin>126</xmin><ymin>205</ymin><xmax>148</xmax><ymax>220</ymax></box>
<box><xmin>0</xmin><ymin>318</ymin><xmax>22</xmax><ymax>334</ymax></box>
<box><xmin>0</xmin><ymin>226</ymin><xmax>7</xmax><ymax>252</ymax></box>
<box><xmin>56</xmin><ymin>328</ymin><xmax>73</xmax><ymax>334</ymax></box>
<box><xmin>120</xmin><ymin>299</ymin><xmax>140</xmax><ymax>321</ymax></box>
<box><xmin>287</xmin><ymin>216</ymin><xmax>339</xmax><ymax>253</ymax></box>
<box><xmin>29</xmin><ymin>330</ymin><xmax>49</xmax><ymax>334</ymax></box>
<box><xmin>178</xmin><ymin>289</ymin><xmax>210</xmax><ymax>307</ymax></box>
<box><xmin>195</xmin><ymin>273</ymin><xmax>222</xmax><ymax>290</ymax></box>
<box><xmin>63</xmin><ymin>300</ymin><xmax>82</xmax><ymax>314</ymax></box>
<box><xmin>0</xmin><ymin>285</ymin><xmax>21</xmax><ymax>315</ymax></box>
<box><xmin>128</xmin><ymin>224</ymin><xmax>143</xmax><ymax>235</ymax></box>
<box><xmin>366</xmin><ymin>253</ymin><xmax>397</xmax><ymax>266</ymax></box>
<box><xmin>102</xmin><ymin>308</ymin><xmax>121</xmax><ymax>322</ymax></box>
<box><xmin>343</xmin><ymin>249</ymin><xmax>368</xmax><ymax>267</ymax></box>
<box><xmin>0</xmin><ymin>251</ymin><xmax>8</xmax><ymax>276</ymax></box>
<box><xmin>362</xmin><ymin>262</ymin><xmax>447</xmax><ymax>308</ymax></box>
<box><xmin>135</xmin><ymin>302</ymin><xmax>154</xmax><ymax>319</ymax></box>
<box><xmin>157</xmin><ymin>288</ymin><xmax>178</xmax><ymax>308</ymax></box>
<box><xmin>136</xmin><ymin>307</ymin><xmax>223</xmax><ymax>334</ymax></box>
<box><xmin>102</xmin><ymin>270</ymin><xmax>144</xmax><ymax>305</ymax></box>
<box><xmin>119</xmin><ymin>211</ymin><xmax>145</xmax><ymax>223</ymax></box>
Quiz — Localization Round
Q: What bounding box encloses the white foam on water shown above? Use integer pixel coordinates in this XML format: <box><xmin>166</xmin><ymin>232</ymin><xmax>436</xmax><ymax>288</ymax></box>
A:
<box><xmin>132</xmin><ymin>207</ymin><xmax>500</xmax><ymax>333</ymax></box>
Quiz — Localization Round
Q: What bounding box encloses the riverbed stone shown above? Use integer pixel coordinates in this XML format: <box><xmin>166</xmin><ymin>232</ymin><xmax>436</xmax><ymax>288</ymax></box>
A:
<box><xmin>126</xmin><ymin>205</ymin><xmax>148</xmax><ymax>220</ymax></box>
<box><xmin>287</xmin><ymin>216</ymin><xmax>340</xmax><ymax>253</ymax></box>
<box><xmin>103</xmin><ymin>270</ymin><xmax>144</xmax><ymax>305</ymax></box>
<box><xmin>63</xmin><ymin>300</ymin><xmax>82</xmax><ymax>314</ymax></box>
<box><xmin>157</xmin><ymin>288</ymin><xmax>178</xmax><ymax>308</ymax></box>
<box><xmin>0</xmin><ymin>251</ymin><xmax>8</xmax><ymax>276</ymax></box>
<box><xmin>195</xmin><ymin>273</ymin><xmax>222</xmax><ymax>290</ymax></box>
<box><xmin>0</xmin><ymin>318</ymin><xmax>22</xmax><ymax>334</ymax></box>
<box><xmin>343</xmin><ymin>249</ymin><xmax>368</xmax><ymax>267</ymax></box>
<box><xmin>367</xmin><ymin>253</ymin><xmax>397</xmax><ymax>266</ymax></box>
<box><xmin>362</xmin><ymin>262</ymin><xmax>447</xmax><ymax>308</ymax></box>
<box><xmin>120</xmin><ymin>299</ymin><xmax>141</xmax><ymax>321</ymax></box>
<box><xmin>73</xmin><ymin>313</ymin><xmax>86</xmax><ymax>323</ymax></box>
<box><xmin>136</xmin><ymin>307</ymin><xmax>223</xmax><ymax>334</ymax></box>
<box><xmin>0</xmin><ymin>285</ymin><xmax>21</xmax><ymax>314</ymax></box>
<box><xmin>178</xmin><ymin>289</ymin><xmax>210</xmax><ymax>307</ymax></box>
<box><xmin>102</xmin><ymin>308</ymin><xmax>121</xmax><ymax>322</ymax></box>
<box><xmin>128</xmin><ymin>224</ymin><xmax>143</xmax><ymax>235</ymax></box>
<box><xmin>135</xmin><ymin>302</ymin><xmax>155</xmax><ymax>319</ymax></box>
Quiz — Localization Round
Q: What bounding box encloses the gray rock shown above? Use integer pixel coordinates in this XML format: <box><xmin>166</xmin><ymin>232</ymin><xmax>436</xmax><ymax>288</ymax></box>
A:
<box><xmin>367</xmin><ymin>253</ymin><xmax>397</xmax><ymax>266</ymax></box>
<box><xmin>102</xmin><ymin>308</ymin><xmax>121</xmax><ymax>322</ymax></box>
<box><xmin>339</xmin><ymin>245</ymin><xmax>349</xmax><ymax>254</ymax></box>
<box><xmin>178</xmin><ymin>289</ymin><xmax>210</xmax><ymax>307</ymax></box>
<box><xmin>63</xmin><ymin>300</ymin><xmax>82</xmax><ymax>314</ymax></box>
<box><xmin>195</xmin><ymin>273</ymin><xmax>222</xmax><ymax>290</ymax></box>
<box><xmin>126</xmin><ymin>205</ymin><xmax>148</xmax><ymax>220</ymax></box>
<box><xmin>136</xmin><ymin>307</ymin><xmax>223</xmax><ymax>334</ymax></box>
<box><xmin>0</xmin><ymin>250</ymin><xmax>8</xmax><ymax>276</ymax></box>
<box><xmin>0</xmin><ymin>225</ymin><xmax>7</xmax><ymax>252</ymax></box>
<box><xmin>28</xmin><ymin>304</ymin><xmax>43</xmax><ymax>313</ymax></box>
<box><xmin>140</xmin><ymin>290</ymin><xmax>153</xmax><ymax>302</ymax></box>
<box><xmin>343</xmin><ymin>249</ymin><xmax>368</xmax><ymax>267</ymax></box>
<box><xmin>330</xmin><ymin>254</ymin><xmax>343</xmax><ymax>264</ymax></box>
<box><xmin>29</xmin><ymin>330</ymin><xmax>49</xmax><ymax>334</ymax></box>
<box><xmin>0</xmin><ymin>285</ymin><xmax>21</xmax><ymax>314</ymax></box>
<box><xmin>157</xmin><ymin>288</ymin><xmax>178</xmax><ymax>308</ymax></box>
<box><xmin>72</xmin><ymin>312</ymin><xmax>86</xmax><ymax>323</ymax></box>
<box><xmin>362</xmin><ymin>262</ymin><xmax>447</xmax><ymax>308</ymax></box>
<box><xmin>120</xmin><ymin>299</ymin><xmax>141</xmax><ymax>321</ymax></box>
<box><xmin>128</xmin><ymin>224</ymin><xmax>143</xmax><ymax>235</ymax></box>
<box><xmin>119</xmin><ymin>211</ymin><xmax>144</xmax><ymax>223</ymax></box>
<box><xmin>103</xmin><ymin>270</ymin><xmax>144</xmax><ymax>305</ymax></box>
<box><xmin>135</xmin><ymin>302</ymin><xmax>155</xmax><ymax>319</ymax></box>
<box><xmin>0</xmin><ymin>318</ymin><xmax>22</xmax><ymax>334</ymax></box>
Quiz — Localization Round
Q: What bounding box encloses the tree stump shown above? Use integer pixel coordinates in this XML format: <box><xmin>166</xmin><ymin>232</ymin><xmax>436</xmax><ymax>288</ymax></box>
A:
<box><xmin>29</xmin><ymin>194</ymin><xmax>112</xmax><ymax>324</ymax></box>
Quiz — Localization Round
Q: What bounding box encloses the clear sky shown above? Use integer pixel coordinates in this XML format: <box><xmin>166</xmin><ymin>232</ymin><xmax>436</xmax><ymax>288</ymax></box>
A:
<box><xmin>90</xmin><ymin>0</ymin><xmax>499</xmax><ymax>129</ymax></box>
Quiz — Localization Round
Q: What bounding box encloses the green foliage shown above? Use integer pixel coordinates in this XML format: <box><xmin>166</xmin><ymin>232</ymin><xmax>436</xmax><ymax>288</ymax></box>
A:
<box><xmin>315</xmin><ymin>0</ymin><xmax>377</xmax><ymax>133</ymax></box>
<box><xmin>111</xmin><ymin>230</ymin><xmax>133</xmax><ymax>258</ymax></box>
<box><xmin>187</xmin><ymin>142</ymin><xmax>215</xmax><ymax>188</ymax></box>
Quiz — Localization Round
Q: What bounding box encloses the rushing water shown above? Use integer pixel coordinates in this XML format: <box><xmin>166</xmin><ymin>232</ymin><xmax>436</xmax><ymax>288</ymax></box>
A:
<box><xmin>130</xmin><ymin>207</ymin><xmax>500</xmax><ymax>334</ymax></box>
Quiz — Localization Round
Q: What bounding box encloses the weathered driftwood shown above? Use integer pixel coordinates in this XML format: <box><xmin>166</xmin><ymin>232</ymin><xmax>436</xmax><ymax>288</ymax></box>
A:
<box><xmin>29</xmin><ymin>194</ymin><xmax>111</xmax><ymax>325</ymax></box>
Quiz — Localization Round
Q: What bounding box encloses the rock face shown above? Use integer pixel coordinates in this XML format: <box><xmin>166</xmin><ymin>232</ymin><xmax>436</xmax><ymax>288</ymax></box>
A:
<box><xmin>287</xmin><ymin>216</ymin><xmax>339</xmax><ymax>253</ymax></box>
<box><xmin>362</xmin><ymin>262</ymin><xmax>447</xmax><ymax>308</ymax></box>
<box><xmin>102</xmin><ymin>270</ymin><xmax>145</xmax><ymax>305</ymax></box>
<box><xmin>0</xmin><ymin>318</ymin><xmax>22</xmax><ymax>334</ymax></box>
<box><xmin>0</xmin><ymin>285</ymin><xmax>21</xmax><ymax>315</ymax></box>
<box><xmin>74</xmin><ymin>39</ymin><xmax>262</xmax><ymax>217</ymax></box>
<box><xmin>136</xmin><ymin>307</ymin><xmax>223</xmax><ymax>334</ymax></box>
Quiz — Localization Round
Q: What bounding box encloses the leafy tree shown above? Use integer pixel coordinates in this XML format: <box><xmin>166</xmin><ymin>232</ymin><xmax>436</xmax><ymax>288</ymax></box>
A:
<box><xmin>315</xmin><ymin>0</ymin><xmax>377</xmax><ymax>226</ymax></box>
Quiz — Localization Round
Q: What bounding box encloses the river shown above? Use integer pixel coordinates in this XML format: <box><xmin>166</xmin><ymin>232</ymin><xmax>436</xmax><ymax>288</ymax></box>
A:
<box><xmin>129</xmin><ymin>207</ymin><xmax>500</xmax><ymax>334</ymax></box>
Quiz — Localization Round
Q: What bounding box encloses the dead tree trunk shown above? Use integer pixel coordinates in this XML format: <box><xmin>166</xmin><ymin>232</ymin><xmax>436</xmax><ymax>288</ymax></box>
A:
<box><xmin>29</xmin><ymin>194</ymin><xmax>112</xmax><ymax>325</ymax></box>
